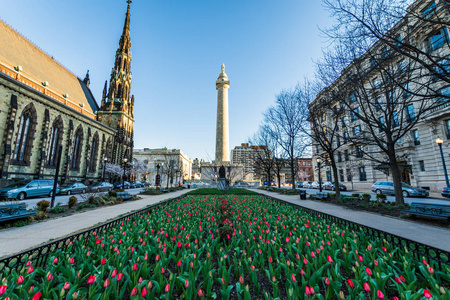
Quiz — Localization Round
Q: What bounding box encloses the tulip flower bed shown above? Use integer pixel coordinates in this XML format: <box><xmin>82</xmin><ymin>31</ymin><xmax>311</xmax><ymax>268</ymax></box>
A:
<box><xmin>1</xmin><ymin>195</ymin><xmax>448</xmax><ymax>300</ymax></box>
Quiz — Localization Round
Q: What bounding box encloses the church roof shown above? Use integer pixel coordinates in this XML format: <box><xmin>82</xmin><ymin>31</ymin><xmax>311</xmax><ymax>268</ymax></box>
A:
<box><xmin>0</xmin><ymin>19</ymin><xmax>98</xmax><ymax>115</ymax></box>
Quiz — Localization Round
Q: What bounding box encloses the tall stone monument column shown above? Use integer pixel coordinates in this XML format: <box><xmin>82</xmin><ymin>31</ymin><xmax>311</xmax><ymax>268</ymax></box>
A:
<box><xmin>215</xmin><ymin>64</ymin><xmax>230</xmax><ymax>162</ymax></box>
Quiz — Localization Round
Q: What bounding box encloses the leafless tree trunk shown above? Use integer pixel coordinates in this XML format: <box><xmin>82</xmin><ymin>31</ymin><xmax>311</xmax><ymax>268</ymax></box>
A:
<box><xmin>249</xmin><ymin>125</ymin><xmax>276</xmax><ymax>187</ymax></box>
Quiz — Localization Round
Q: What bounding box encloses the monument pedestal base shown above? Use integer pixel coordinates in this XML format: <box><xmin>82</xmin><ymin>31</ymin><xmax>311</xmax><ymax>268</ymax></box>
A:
<box><xmin>217</xmin><ymin>178</ymin><xmax>229</xmax><ymax>191</ymax></box>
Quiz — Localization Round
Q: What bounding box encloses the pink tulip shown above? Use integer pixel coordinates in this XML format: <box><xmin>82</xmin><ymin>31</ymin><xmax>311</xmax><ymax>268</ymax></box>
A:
<box><xmin>27</xmin><ymin>266</ymin><xmax>34</xmax><ymax>274</ymax></box>
<box><xmin>377</xmin><ymin>290</ymin><xmax>384</xmax><ymax>299</ymax></box>
<box><xmin>87</xmin><ymin>275</ymin><xmax>96</xmax><ymax>284</ymax></box>
<box><xmin>0</xmin><ymin>285</ymin><xmax>6</xmax><ymax>295</ymax></box>
<box><xmin>117</xmin><ymin>273</ymin><xmax>123</xmax><ymax>281</ymax></box>
<box><xmin>132</xmin><ymin>263</ymin><xmax>138</xmax><ymax>271</ymax></box>
<box><xmin>32</xmin><ymin>292</ymin><xmax>42</xmax><ymax>300</ymax></box>
<box><xmin>53</xmin><ymin>257</ymin><xmax>59</xmax><ymax>264</ymax></box>
<box><xmin>364</xmin><ymin>282</ymin><xmax>370</xmax><ymax>292</ymax></box>
<box><xmin>424</xmin><ymin>289</ymin><xmax>432</xmax><ymax>299</ymax></box>
<box><xmin>111</xmin><ymin>269</ymin><xmax>117</xmax><ymax>278</ymax></box>
<box><xmin>198</xmin><ymin>288</ymin><xmax>204</xmax><ymax>297</ymax></box>
<box><xmin>239</xmin><ymin>276</ymin><xmax>244</xmax><ymax>284</ymax></box>
<box><xmin>17</xmin><ymin>275</ymin><xmax>24</xmax><ymax>285</ymax></box>
<box><xmin>69</xmin><ymin>257</ymin><xmax>75</xmax><ymax>264</ymax></box>
<box><xmin>185</xmin><ymin>280</ymin><xmax>189</xmax><ymax>288</ymax></box>
<box><xmin>291</xmin><ymin>274</ymin><xmax>297</xmax><ymax>282</ymax></box>
<box><xmin>161</xmin><ymin>267</ymin><xmax>165</xmax><ymax>274</ymax></box>
<box><xmin>400</xmin><ymin>275</ymin><xmax>405</xmax><ymax>282</ymax></box>
<box><xmin>64</xmin><ymin>282</ymin><xmax>70</xmax><ymax>290</ymax></box>
<box><xmin>131</xmin><ymin>287</ymin><xmax>137</xmax><ymax>296</ymax></box>
<box><xmin>165</xmin><ymin>284</ymin><xmax>170</xmax><ymax>293</ymax></box>
<box><xmin>327</xmin><ymin>255</ymin><xmax>333</xmax><ymax>263</ymax></box>
<box><xmin>324</xmin><ymin>277</ymin><xmax>330</xmax><ymax>285</ymax></box>
<box><xmin>305</xmin><ymin>286</ymin><xmax>311</xmax><ymax>295</ymax></box>
<box><xmin>104</xmin><ymin>278</ymin><xmax>109</xmax><ymax>287</ymax></box>
<box><xmin>47</xmin><ymin>272</ymin><xmax>53</xmax><ymax>281</ymax></box>
<box><xmin>365</xmin><ymin>268</ymin><xmax>372</xmax><ymax>276</ymax></box>
<box><xmin>141</xmin><ymin>287</ymin><xmax>147</xmax><ymax>297</ymax></box>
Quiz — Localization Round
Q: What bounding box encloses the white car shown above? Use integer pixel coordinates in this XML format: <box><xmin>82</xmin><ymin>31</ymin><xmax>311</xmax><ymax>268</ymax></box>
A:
<box><xmin>311</xmin><ymin>181</ymin><xmax>321</xmax><ymax>189</ymax></box>
<box><xmin>303</xmin><ymin>181</ymin><xmax>313</xmax><ymax>188</ymax></box>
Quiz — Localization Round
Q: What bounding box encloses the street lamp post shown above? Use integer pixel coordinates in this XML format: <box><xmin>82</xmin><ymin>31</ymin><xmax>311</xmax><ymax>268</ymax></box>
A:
<box><xmin>156</xmin><ymin>164</ymin><xmax>161</xmax><ymax>188</ymax></box>
<box><xmin>102</xmin><ymin>157</ymin><xmax>108</xmax><ymax>182</ymax></box>
<box><xmin>436</xmin><ymin>138</ymin><xmax>450</xmax><ymax>187</ymax></box>
<box><xmin>122</xmin><ymin>158</ymin><xmax>128</xmax><ymax>189</ymax></box>
<box><xmin>316</xmin><ymin>157</ymin><xmax>323</xmax><ymax>192</ymax></box>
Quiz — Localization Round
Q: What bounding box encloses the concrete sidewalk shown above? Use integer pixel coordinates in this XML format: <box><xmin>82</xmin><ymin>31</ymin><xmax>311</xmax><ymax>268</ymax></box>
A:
<box><xmin>255</xmin><ymin>190</ymin><xmax>450</xmax><ymax>252</ymax></box>
<box><xmin>0</xmin><ymin>189</ymin><xmax>190</xmax><ymax>258</ymax></box>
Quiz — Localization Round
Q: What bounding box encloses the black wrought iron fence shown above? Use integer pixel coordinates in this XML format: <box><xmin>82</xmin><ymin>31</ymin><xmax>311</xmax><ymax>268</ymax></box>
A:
<box><xmin>0</xmin><ymin>192</ymin><xmax>448</xmax><ymax>275</ymax></box>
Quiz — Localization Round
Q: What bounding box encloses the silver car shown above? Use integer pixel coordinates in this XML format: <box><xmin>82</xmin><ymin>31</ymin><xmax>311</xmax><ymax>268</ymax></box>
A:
<box><xmin>303</xmin><ymin>181</ymin><xmax>313</xmax><ymax>188</ymax></box>
<box><xmin>371</xmin><ymin>181</ymin><xmax>429</xmax><ymax>197</ymax></box>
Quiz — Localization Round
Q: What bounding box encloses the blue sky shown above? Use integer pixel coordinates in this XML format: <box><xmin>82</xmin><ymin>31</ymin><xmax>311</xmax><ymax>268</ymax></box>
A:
<box><xmin>2</xmin><ymin>0</ymin><xmax>333</xmax><ymax>161</ymax></box>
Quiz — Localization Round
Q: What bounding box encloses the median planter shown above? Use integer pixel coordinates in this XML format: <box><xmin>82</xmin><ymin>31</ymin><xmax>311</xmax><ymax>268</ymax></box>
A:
<box><xmin>0</xmin><ymin>195</ymin><xmax>446</xmax><ymax>299</ymax></box>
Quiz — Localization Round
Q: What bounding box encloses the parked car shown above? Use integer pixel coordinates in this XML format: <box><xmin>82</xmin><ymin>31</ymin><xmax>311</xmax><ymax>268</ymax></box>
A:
<box><xmin>442</xmin><ymin>187</ymin><xmax>450</xmax><ymax>198</ymax></box>
<box><xmin>59</xmin><ymin>182</ymin><xmax>88</xmax><ymax>195</ymax></box>
<box><xmin>371</xmin><ymin>181</ymin><xmax>429</xmax><ymax>197</ymax></box>
<box><xmin>130</xmin><ymin>181</ymin><xmax>142</xmax><ymax>188</ymax></box>
<box><xmin>140</xmin><ymin>181</ymin><xmax>150</xmax><ymax>187</ymax></box>
<box><xmin>0</xmin><ymin>179</ymin><xmax>59</xmax><ymax>200</ymax></box>
<box><xmin>311</xmin><ymin>181</ymin><xmax>321</xmax><ymax>189</ymax></box>
<box><xmin>303</xmin><ymin>181</ymin><xmax>313</xmax><ymax>188</ymax></box>
<box><xmin>114</xmin><ymin>181</ymin><xmax>130</xmax><ymax>189</ymax></box>
<box><xmin>89</xmin><ymin>182</ymin><xmax>114</xmax><ymax>192</ymax></box>
<box><xmin>323</xmin><ymin>181</ymin><xmax>347</xmax><ymax>191</ymax></box>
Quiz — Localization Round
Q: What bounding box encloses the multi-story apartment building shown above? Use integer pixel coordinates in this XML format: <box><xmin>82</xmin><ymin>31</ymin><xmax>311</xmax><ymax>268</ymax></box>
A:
<box><xmin>231</xmin><ymin>143</ymin><xmax>270</xmax><ymax>180</ymax></box>
<box><xmin>133</xmin><ymin>148</ymin><xmax>192</xmax><ymax>186</ymax></box>
<box><xmin>310</xmin><ymin>0</ymin><xmax>450</xmax><ymax>192</ymax></box>
<box><xmin>297</xmin><ymin>158</ymin><xmax>314</xmax><ymax>182</ymax></box>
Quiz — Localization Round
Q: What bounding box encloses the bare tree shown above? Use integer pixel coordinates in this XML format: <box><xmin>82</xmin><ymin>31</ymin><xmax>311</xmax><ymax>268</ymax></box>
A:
<box><xmin>249</xmin><ymin>125</ymin><xmax>276</xmax><ymax>187</ymax></box>
<box><xmin>264</xmin><ymin>83</ymin><xmax>311</xmax><ymax>189</ymax></box>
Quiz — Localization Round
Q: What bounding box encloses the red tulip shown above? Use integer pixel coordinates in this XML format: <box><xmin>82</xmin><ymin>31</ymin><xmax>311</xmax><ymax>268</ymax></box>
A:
<box><xmin>131</xmin><ymin>287</ymin><xmax>137</xmax><ymax>296</ymax></box>
<box><xmin>47</xmin><ymin>272</ymin><xmax>53</xmax><ymax>281</ymax></box>
<box><xmin>269</xmin><ymin>256</ymin><xmax>273</xmax><ymax>263</ymax></box>
<box><xmin>428</xmin><ymin>266</ymin><xmax>434</xmax><ymax>274</ymax></box>
<box><xmin>27</xmin><ymin>266</ymin><xmax>34</xmax><ymax>274</ymax></box>
<box><xmin>26</xmin><ymin>260</ymin><xmax>31</xmax><ymax>266</ymax></box>
<box><xmin>327</xmin><ymin>255</ymin><xmax>333</xmax><ymax>263</ymax></box>
<box><xmin>400</xmin><ymin>275</ymin><xmax>405</xmax><ymax>282</ymax></box>
<box><xmin>17</xmin><ymin>275</ymin><xmax>24</xmax><ymax>285</ymax></box>
<box><xmin>198</xmin><ymin>288</ymin><xmax>204</xmax><ymax>297</ymax></box>
<box><xmin>311</xmin><ymin>251</ymin><xmax>315</xmax><ymax>258</ymax></box>
<box><xmin>28</xmin><ymin>286</ymin><xmax>34</xmax><ymax>294</ymax></box>
<box><xmin>424</xmin><ymin>289</ymin><xmax>432</xmax><ymax>299</ymax></box>
<box><xmin>132</xmin><ymin>263</ymin><xmax>138</xmax><ymax>271</ymax></box>
<box><xmin>324</xmin><ymin>277</ymin><xmax>330</xmax><ymax>285</ymax></box>
<box><xmin>305</xmin><ymin>286</ymin><xmax>311</xmax><ymax>295</ymax></box>
<box><xmin>393</xmin><ymin>297</ymin><xmax>399</xmax><ymax>300</ymax></box>
<box><xmin>101</xmin><ymin>258</ymin><xmax>106</xmax><ymax>265</ymax></box>
<box><xmin>104</xmin><ymin>278</ymin><xmax>109</xmax><ymax>287</ymax></box>
<box><xmin>358</xmin><ymin>255</ymin><xmax>363</xmax><ymax>262</ymax></box>
<box><xmin>364</xmin><ymin>282</ymin><xmax>370</xmax><ymax>292</ymax></box>
<box><xmin>310</xmin><ymin>286</ymin><xmax>315</xmax><ymax>294</ymax></box>
<box><xmin>111</xmin><ymin>269</ymin><xmax>117</xmax><ymax>278</ymax></box>
<box><xmin>32</xmin><ymin>292</ymin><xmax>42</xmax><ymax>300</ymax></box>
<box><xmin>165</xmin><ymin>284</ymin><xmax>170</xmax><ymax>293</ymax></box>
<box><xmin>161</xmin><ymin>267</ymin><xmax>165</xmax><ymax>274</ymax></box>
<box><xmin>365</xmin><ymin>268</ymin><xmax>372</xmax><ymax>276</ymax></box>
<box><xmin>376</xmin><ymin>290</ymin><xmax>384</xmax><ymax>299</ymax></box>
<box><xmin>64</xmin><ymin>282</ymin><xmax>70</xmax><ymax>290</ymax></box>
<box><xmin>185</xmin><ymin>280</ymin><xmax>189</xmax><ymax>288</ymax></box>
<box><xmin>177</xmin><ymin>260</ymin><xmax>181</xmax><ymax>267</ymax></box>
<box><xmin>0</xmin><ymin>285</ymin><xmax>6</xmax><ymax>295</ymax></box>
<box><xmin>138</xmin><ymin>277</ymin><xmax>143</xmax><ymax>283</ymax></box>
<box><xmin>69</xmin><ymin>257</ymin><xmax>75</xmax><ymax>264</ymax></box>
<box><xmin>117</xmin><ymin>273</ymin><xmax>123</xmax><ymax>281</ymax></box>
<box><xmin>347</xmin><ymin>279</ymin><xmax>355</xmax><ymax>289</ymax></box>
<box><xmin>291</xmin><ymin>274</ymin><xmax>297</xmax><ymax>282</ymax></box>
<box><xmin>141</xmin><ymin>287</ymin><xmax>147</xmax><ymax>297</ymax></box>
<box><xmin>394</xmin><ymin>277</ymin><xmax>401</xmax><ymax>284</ymax></box>
<box><xmin>239</xmin><ymin>276</ymin><xmax>244</xmax><ymax>284</ymax></box>
<box><xmin>87</xmin><ymin>275</ymin><xmax>96</xmax><ymax>284</ymax></box>
<box><xmin>53</xmin><ymin>257</ymin><xmax>59</xmax><ymax>264</ymax></box>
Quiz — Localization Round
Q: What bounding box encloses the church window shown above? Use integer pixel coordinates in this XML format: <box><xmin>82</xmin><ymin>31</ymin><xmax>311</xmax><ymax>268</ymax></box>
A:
<box><xmin>71</xmin><ymin>127</ymin><xmax>83</xmax><ymax>170</ymax></box>
<box><xmin>13</xmin><ymin>104</ymin><xmax>36</xmax><ymax>165</ymax></box>
<box><xmin>46</xmin><ymin>117</ymin><xmax>63</xmax><ymax>166</ymax></box>
<box><xmin>89</xmin><ymin>133</ymin><xmax>99</xmax><ymax>172</ymax></box>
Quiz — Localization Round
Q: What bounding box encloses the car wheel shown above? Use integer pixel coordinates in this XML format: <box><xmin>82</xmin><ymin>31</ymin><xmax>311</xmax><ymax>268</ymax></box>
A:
<box><xmin>376</xmin><ymin>189</ymin><xmax>382</xmax><ymax>195</ymax></box>
<box><xmin>67</xmin><ymin>190</ymin><xmax>71</xmax><ymax>195</ymax></box>
<box><xmin>402</xmin><ymin>190</ymin><xmax>409</xmax><ymax>198</ymax></box>
<box><xmin>17</xmin><ymin>192</ymin><xmax>26</xmax><ymax>200</ymax></box>
<box><xmin>49</xmin><ymin>190</ymin><xmax>53</xmax><ymax>197</ymax></box>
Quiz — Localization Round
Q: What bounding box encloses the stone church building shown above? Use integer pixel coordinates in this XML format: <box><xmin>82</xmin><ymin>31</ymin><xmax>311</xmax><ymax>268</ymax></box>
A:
<box><xmin>0</xmin><ymin>2</ymin><xmax>135</xmax><ymax>187</ymax></box>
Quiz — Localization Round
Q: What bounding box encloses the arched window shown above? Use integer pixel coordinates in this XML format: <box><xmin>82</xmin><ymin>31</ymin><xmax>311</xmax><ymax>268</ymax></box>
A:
<box><xmin>46</xmin><ymin>117</ymin><xmax>63</xmax><ymax>166</ymax></box>
<box><xmin>13</xmin><ymin>104</ymin><xmax>36</xmax><ymax>165</ymax></box>
<box><xmin>105</xmin><ymin>138</ymin><xmax>112</xmax><ymax>161</ymax></box>
<box><xmin>89</xmin><ymin>133</ymin><xmax>99</xmax><ymax>172</ymax></box>
<box><xmin>71</xmin><ymin>126</ymin><xmax>83</xmax><ymax>170</ymax></box>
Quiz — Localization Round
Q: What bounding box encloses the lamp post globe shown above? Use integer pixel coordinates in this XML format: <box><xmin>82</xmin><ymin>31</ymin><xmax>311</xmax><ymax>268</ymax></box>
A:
<box><xmin>436</xmin><ymin>138</ymin><xmax>450</xmax><ymax>187</ymax></box>
<box><xmin>122</xmin><ymin>158</ymin><xmax>128</xmax><ymax>190</ymax></box>
<box><xmin>102</xmin><ymin>157</ymin><xmax>108</xmax><ymax>182</ymax></box>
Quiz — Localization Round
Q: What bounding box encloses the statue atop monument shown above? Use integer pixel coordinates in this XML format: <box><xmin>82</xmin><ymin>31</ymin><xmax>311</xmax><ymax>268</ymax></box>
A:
<box><xmin>221</xmin><ymin>63</ymin><xmax>225</xmax><ymax>73</ymax></box>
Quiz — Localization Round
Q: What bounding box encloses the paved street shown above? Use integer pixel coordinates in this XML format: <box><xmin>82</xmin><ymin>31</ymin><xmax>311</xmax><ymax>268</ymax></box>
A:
<box><xmin>279</xmin><ymin>186</ymin><xmax>450</xmax><ymax>205</ymax></box>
